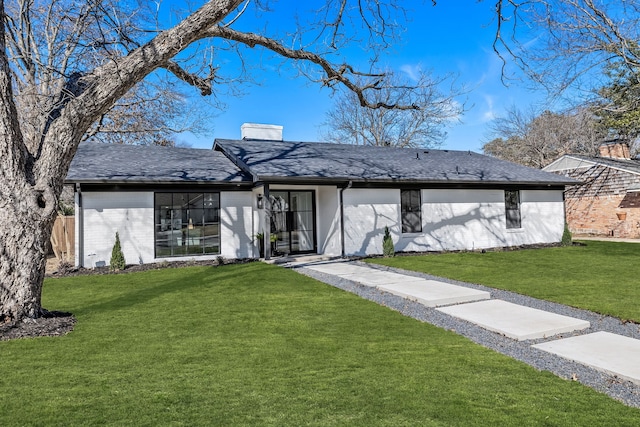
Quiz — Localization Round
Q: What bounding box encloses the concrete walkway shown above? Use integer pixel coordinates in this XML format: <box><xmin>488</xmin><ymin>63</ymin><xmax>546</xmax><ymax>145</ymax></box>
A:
<box><xmin>286</xmin><ymin>258</ymin><xmax>640</xmax><ymax>387</ymax></box>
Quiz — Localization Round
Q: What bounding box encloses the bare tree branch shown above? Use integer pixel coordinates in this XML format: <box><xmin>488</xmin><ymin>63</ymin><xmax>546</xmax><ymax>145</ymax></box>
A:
<box><xmin>206</xmin><ymin>25</ymin><xmax>418</xmax><ymax>110</ymax></box>
<box><xmin>163</xmin><ymin>60</ymin><xmax>215</xmax><ymax>96</ymax></box>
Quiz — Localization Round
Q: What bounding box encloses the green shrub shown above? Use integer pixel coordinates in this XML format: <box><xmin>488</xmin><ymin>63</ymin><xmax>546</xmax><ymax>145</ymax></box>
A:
<box><xmin>110</xmin><ymin>231</ymin><xmax>126</xmax><ymax>271</ymax></box>
<box><xmin>57</xmin><ymin>201</ymin><xmax>74</xmax><ymax>216</ymax></box>
<box><xmin>382</xmin><ymin>226</ymin><xmax>395</xmax><ymax>257</ymax></box>
<box><xmin>561</xmin><ymin>222</ymin><xmax>573</xmax><ymax>246</ymax></box>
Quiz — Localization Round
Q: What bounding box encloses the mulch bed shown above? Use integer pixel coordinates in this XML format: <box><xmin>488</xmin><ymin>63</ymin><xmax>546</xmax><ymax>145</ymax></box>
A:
<box><xmin>0</xmin><ymin>310</ymin><xmax>77</xmax><ymax>342</ymax></box>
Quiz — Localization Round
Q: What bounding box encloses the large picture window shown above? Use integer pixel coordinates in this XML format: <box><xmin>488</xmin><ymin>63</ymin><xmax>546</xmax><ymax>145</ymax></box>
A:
<box><xmin>504</xmin><ymin>190</ymin><xmax>522</xmax><ymax>229</ymax></box>
<box><xmin>155</xmin><ymin>192</ymin><xmax>220</xmax><ymax>257</ymax></box>
<box><xmin>401</xmin><ymin>189</ymin><xmax>422</xmax><ymax>233</ymax></box>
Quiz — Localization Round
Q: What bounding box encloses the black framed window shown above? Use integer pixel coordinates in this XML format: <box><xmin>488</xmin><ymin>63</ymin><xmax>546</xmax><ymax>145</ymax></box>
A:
<box><xmin>504</xmin><ymin>190</ymin><xmax>522</xmax><ymax>229</ymax></box>
<box><xmin>154</xmin><ymin>192</ymin><xmax>220</xmax><ymax>257</ymax></box>
<box><xmin>401</xmin><ymin>189</ymin><xmax>422</xmax><ymax>233</ymax></box>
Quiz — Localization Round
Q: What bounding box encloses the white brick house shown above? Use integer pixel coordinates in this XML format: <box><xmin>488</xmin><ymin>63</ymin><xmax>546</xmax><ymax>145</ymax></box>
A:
<box><xmin>66</xmin><ymin>124</ymin><xmax>576</xmax><ymax>267</ymax></box>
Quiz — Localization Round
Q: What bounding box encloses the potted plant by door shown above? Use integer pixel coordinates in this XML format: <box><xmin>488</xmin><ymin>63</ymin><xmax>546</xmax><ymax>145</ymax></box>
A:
<box><xmin>255</xmin><ymin>232</ymin><xmax>265</xmax><ymax>258</ymax></box>
<box><xmin>270</xmin><ymin>233</ymin><xmax>278</xmax><ymax>256</ymax></box>
<box><xmin>254</xmin><ymin>232</ymin><xmax>279</xmax><ymax>258</ymax></box>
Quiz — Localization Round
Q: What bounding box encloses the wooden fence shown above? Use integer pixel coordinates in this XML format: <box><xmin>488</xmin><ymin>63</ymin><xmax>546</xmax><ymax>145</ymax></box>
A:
<box><xmin>51</xmin><ymin>215</ymin><xmax>74</xmax><ymax>262</ymax></box>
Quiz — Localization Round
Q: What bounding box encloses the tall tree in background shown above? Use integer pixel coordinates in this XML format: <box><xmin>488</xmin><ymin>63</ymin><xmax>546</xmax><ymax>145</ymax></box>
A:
<box><xmin>0</xmin><ymin>0</ymin><xmax>457</xmax><ymax>323</ymax></box>
<box><xmin>483</xmin><ymin>107</ymin><xmax>604</xmax><ymax>168</ymax></box>
<box><xmin>323</xmin><ymin>71</ymin><xmax>461</xmax><ymax>148</ymax></box>
<box><xmin>493</xmin><ymin>1</ymin><xmax>640</xmax><ymax>94</ymax></box>
<box><xmin>593</xmin><ymin>61</ymin><xmax>640</xmax><ymax>140</ymax></box>
<box><xmin>489</xmin><ymin>1</ymin><xmax>640</xmax><ymax>162</ymax></box>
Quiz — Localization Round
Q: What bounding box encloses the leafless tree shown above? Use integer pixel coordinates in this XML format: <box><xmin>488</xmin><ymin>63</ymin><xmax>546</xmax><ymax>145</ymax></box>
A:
<box><xmin>483</xmin><ymin>106</ymin><xmax>605</xmax><ymax>168</ymax></box>
<box><xmin>0</xmin><ymin>0</ymin><xmax>448</xmax><ymax>323</ymax></box>
<box><xmin>84</xmin><ymin>80</ymin><xmax>210</xmax><ymax>146</ymax></box>
<box><xmin>322</xmin><ymin>71</ymin><xmax>462</xmax><ymax>148</ymax></box>
<box><xmin>492</xmin><ymin>1</ymin><xmax>640</xmax><ymax>94</ymax></box>
<box><xmin>3</xmin><ymin>0</ymin><xmax>207</xmax><ymax>147</ymax></box>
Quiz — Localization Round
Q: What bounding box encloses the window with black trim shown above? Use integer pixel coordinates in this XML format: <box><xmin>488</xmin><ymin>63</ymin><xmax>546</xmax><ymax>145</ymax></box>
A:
<box><xmin>401</xmin><ymin>189</ymin><xmax>422</xmax><ymax>233</ymax></box>
<box><xmin>504</xmin><ymin>190</ymin><xmax>521</xmax><ymax>229</ymax></box>
<box><xmin>154</xmin><ymin>192</ymin><xmax>220</xmax><ymax>257</ymax></box>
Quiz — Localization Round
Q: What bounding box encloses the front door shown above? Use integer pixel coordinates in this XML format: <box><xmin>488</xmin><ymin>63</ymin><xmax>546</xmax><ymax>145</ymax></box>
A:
<box><xmin>270</xmin><ymin>190</ymin><xmax>316</xmax><ymax>255</ymax></box>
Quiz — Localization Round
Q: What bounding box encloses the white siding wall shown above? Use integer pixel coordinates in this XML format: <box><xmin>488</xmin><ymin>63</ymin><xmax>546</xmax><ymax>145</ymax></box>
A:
<box><xmin>220</xmin><ymin>191</ymin><xmax>253</xmax><ymax>259</ymax></box>
<box><xmin>342</xmin><ymin>188</ymin><xmax>566</xmax><ymax>256</ymax></box>
<box><xmin>80</xmin><ymin>192</ymin><xmax>154</xmax><ymax>267</ymax></box>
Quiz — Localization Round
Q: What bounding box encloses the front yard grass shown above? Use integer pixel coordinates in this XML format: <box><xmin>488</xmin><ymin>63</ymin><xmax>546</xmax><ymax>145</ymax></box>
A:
<box><xmin>368</xmin><ymin>240</ymin><xmax>640</xmax><ymax>323</ymax></box>
<box><xmin>1</xmin><ymin>261</ymin><xmax>639</xmax><ymax>425</ymax></box>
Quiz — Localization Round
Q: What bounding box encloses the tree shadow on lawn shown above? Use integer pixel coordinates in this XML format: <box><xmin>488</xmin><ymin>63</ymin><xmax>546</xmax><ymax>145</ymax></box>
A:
<box><xmin>70</xmin><ymin>264</ymin><xmax>264</xmax><ymax>318</ymax></box>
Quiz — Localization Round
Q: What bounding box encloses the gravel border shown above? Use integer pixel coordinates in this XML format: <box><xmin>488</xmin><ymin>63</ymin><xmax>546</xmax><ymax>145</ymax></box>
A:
<box><xmin>290</xmin><ymin>260</ymin><xmax>640</xmax><ymax>408</ymax></box>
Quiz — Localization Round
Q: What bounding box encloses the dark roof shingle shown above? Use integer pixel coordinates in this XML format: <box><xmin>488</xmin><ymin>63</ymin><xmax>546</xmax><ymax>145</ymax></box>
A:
<box><xmin>215</xmin><ymin>139</ymin><xmax>578</xmax><ymax>185</ymax></box>
<box><xmin>66</xmin><ymin>142</ymin><xmax>251</xmax><ymax>184</ymax></box>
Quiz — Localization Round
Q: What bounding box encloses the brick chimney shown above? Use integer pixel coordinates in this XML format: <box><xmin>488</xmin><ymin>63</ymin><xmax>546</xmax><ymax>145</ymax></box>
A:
<box><xmin>598</xmin><ymin>141</ymin><xmax>631</xmax><ymax>160</ymax></box>
<box><xmin>241</xmin><ymin>123</ymin><xmax>283</xmax><ymax>141</ymax></box>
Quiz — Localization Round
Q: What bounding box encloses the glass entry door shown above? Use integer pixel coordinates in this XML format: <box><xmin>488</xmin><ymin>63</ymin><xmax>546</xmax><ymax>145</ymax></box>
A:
<box><xmin>269</xmin><ymin>190</ymin><xmax>316</xmax><ymax>255</ymax></box>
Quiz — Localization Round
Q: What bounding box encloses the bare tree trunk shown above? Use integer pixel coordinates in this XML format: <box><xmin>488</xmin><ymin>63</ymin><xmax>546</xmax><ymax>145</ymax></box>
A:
<box><xmin>0</xmin><ymin>193</ymin><xmax>56</xmax><ymax>321</ymax></box>
<box><xmin>0</xmin><ymin>0</ymin><xmax>244</xmax><ymax>323</ymax></box>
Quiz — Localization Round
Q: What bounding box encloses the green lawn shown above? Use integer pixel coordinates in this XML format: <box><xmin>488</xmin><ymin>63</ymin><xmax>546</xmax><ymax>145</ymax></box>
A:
<box><xmin>1</xmin><ymin>262</ymin><xmax>638</xmax><ymax>425</ymax></box>
<box><xmin>368</xmin><ymin>240</ymin><xmax>640</xmax><ymax>323</ymax></box>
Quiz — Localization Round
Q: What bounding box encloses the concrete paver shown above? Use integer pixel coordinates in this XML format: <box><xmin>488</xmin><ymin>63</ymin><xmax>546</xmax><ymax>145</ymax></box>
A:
<box><xmin>377</xmin><ymin>281</ymin><xmax>490</xmax><ymax>307</ymax></box>
<box><xmin>303</xmin><ymin>262</ymin><xmax>372</xmax><ymax>276</ymax></box>
<box><xmin>305</xmin><ymin>262</ymin><xmax>490</xmax><ymax>306</ymax></box>
<box><xmin>533</xmin><ymin>332</ymin><xmax>640</xmax><ymax>385</ymax></box>
<box><xmin>437</xmin><ymin>299</ymin><xmax>590</xmax><ymax>341</ymax></box>
<box><xmin>295</xmin><ymin>260</ymin><xmax>640</xmax><ymax>392</ymax></box>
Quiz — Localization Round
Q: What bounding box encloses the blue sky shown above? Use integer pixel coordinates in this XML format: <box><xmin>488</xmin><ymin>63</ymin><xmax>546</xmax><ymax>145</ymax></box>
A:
<box><xmin>175</xmin><ymin>1</ymin><xmax>551</xmax><ymax>152</ymax></box>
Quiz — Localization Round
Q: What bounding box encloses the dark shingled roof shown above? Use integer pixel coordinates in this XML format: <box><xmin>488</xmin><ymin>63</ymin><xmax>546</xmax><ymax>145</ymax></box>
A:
<box><xmin>66</xmin><ymin>142</ymin><xmax>251</xmax><ymax>184</ymax></box>
<box><xmin>214</xmin><ymin>139</ymin><xmax>578</xmax><ymax>186</ymax></box>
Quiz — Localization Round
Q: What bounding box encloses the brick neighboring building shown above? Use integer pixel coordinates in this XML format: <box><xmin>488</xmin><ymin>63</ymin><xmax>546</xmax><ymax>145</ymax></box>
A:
<box><xmin>544</xmin><ymin>141</ymin><xmax>640</xmax><ymax>238</ymax></box>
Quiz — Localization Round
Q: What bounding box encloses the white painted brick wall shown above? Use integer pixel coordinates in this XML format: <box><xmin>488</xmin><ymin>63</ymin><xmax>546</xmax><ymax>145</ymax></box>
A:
<box><xmin>77</xmin><ymin>187</ymin><xmax>566</xmax><ymax>265</ymax></box>
<box><xmin>343</xmin><ymin>189</ymin><xmax>399</xmax><ymax>256</ymax></box>
<box><xmin>343</xmin><ymin>188</ymin><xmax>566</xmax><ymax>256</ymax></box>
<box><xmin>220</xmin><ymin>191</ymin><xmax>253</xmax><ymax>259</ymax></box>
<box><xmin>317</xmin><ymin>186</ymin><xmax>341</xmax><ymax>256</ymax></box>
<box><xmin>520</xmin><ymin>189</ymin><xmax>565</xmax><ymax>244</ymax></box>
<box><xmin>81</xmin><ymin>192</ymin><xmax>154</xmax><ymax>267</ymax></box>
<box><xmin>79</xmin><ymin>190</ymin><xmax>255</xmax><ymax>267</ymax></box>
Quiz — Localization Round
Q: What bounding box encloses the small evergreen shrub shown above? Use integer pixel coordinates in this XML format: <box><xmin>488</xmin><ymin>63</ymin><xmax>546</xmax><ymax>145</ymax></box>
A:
<box><xmin>110</xmin><ymin>231</ymin><xmax>126</xmax><ymax>271</ymax></box>
<box><xmin>561</xmin><ymin>222</ymin><xmax>573</xmax><ymax>246</ymax></box>
<box><xmin>382</xmin><ymin>226</ymin><xmax>395</xmax><ymax>257</ymax></box>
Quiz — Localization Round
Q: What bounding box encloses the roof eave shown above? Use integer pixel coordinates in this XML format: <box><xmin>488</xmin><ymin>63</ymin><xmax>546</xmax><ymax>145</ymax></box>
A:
<box><xmin>65</xmin><ymin>178</ymin><xmax>253</xmax><ymax>186</ymax></box>
<box><xmin>254</xmin><ymin>175</ymin><xmax>578</xmax><ymax>187</ymax></box>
